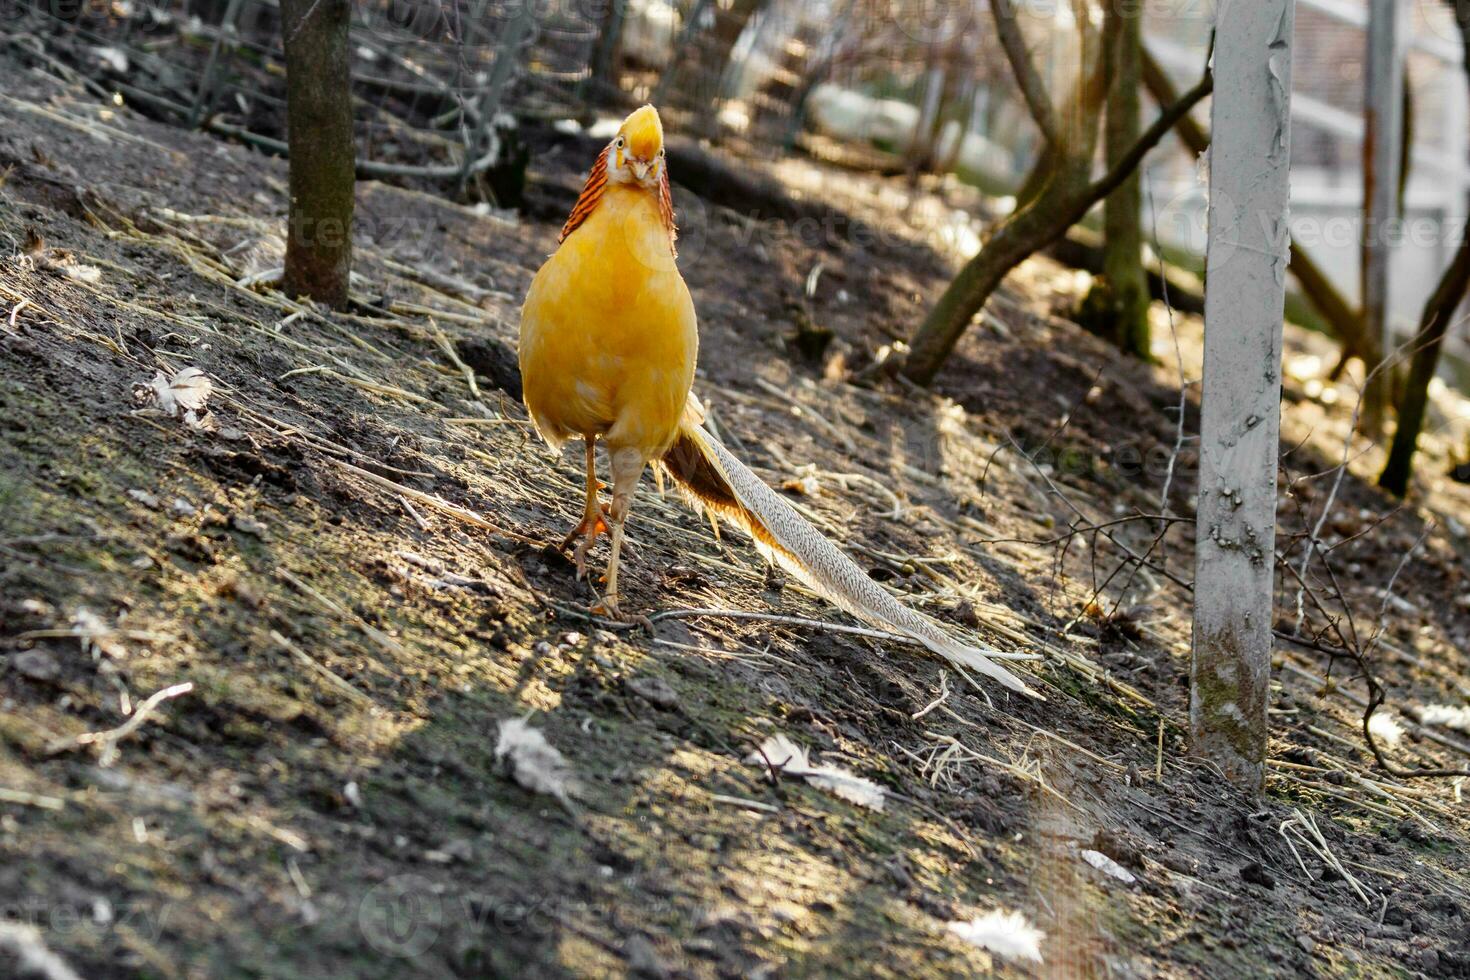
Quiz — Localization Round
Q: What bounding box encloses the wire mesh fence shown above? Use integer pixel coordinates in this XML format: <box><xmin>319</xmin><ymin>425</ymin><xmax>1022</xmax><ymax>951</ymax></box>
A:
<box><xmin>0</xmin><ymin>0</ymin><xmax>1058</xmax><ymax>196</ymax></box>
<box><xmin>4</xmin><ymin>1</ymin><xmax>605</xmax><ymax>193</ymax></box>
<box><xmin>0</xmin><ymin>0</ymin><xmax>864</xmax><ymax>201</ymax></box>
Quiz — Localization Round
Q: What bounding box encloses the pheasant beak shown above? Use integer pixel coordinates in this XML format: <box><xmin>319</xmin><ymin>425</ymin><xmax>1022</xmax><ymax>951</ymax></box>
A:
<box><xmin>630</xmin><ymin>159</ymin><xmax>651</xmax><ymax>182</ymax></box>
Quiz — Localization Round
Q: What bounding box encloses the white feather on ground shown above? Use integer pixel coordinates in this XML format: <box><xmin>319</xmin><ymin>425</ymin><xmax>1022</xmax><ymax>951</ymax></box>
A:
<box><xmin>495</xmin><ymin>718</ymin><xmax>575</xmax><ymax>805</ymax></box>
<box><xmin>0</xmin><ymin>922</ymin><xmax>84</xmax><ymax>980</ymax></box>
<box><xmin>72</xmin><ymin>608</ymin><xmax>126</xmax><ymax>660</ymax></box>
<box><xmin>60</xmin><ymin>263</ymin><xmax>103</xmax><ymax>284</ymax></box>
<box><xmin>1367</xmin><ymin>710</ymin><xmax>1404</xmax><ymax>747</ymax></box>
<box><xmin>1080</xmin><ymin>848</ymin><xmax>1136</xmax><ymax>884</ymax></box>
<box><xmin>746</xmin><ymin>733</ymin><xmax>886</xmax><ymax>811</ymax></box>
<box><xmin>947</xmin><ymin>909</ymin><xmax>1045</xmax><ymax>963</ymax></box>
<box><xmin>1418</xmin><ymin>704</ymin><xmax>1470</xmax><ymax>731</ymax></box>
<box><xmin>134</xmin><ymin>367</ymin><xmax>214</xmax><ymax>429</ymax></box>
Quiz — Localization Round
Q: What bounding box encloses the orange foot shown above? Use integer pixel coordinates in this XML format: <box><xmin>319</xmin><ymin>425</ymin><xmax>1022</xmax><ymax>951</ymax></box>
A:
<box><xmin>558</xmin><ymin>504</ymin><xmax>611</xmax><ymax>580</ymax></box>
<box><xmin>589</xmin><ymin>595</ymin><xmax>653</xmax><ymax>631</ymax></box>
<box><xmin>589</xmin><ymin>594</ymin><xmax>622</xmax><ymax>620</ymax></box>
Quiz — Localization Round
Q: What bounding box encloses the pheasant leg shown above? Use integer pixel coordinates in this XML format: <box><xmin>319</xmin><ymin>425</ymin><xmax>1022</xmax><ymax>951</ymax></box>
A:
<box><xmin>558</xmin><ymin>436</ymin><xmax>608</xmax><ymax>579</ymax></box>
<box><xmin>592</xmin><ymin>446</ymin><xmax>647</xmax><ymax>619</ymax></box>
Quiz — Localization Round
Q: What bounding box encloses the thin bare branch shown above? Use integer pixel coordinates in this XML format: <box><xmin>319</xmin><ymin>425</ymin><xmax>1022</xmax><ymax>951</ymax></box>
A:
<box><xmin>989</xmin><ymin>0</ymin><xmax>1060</xmax><ymax>145</ymax></box>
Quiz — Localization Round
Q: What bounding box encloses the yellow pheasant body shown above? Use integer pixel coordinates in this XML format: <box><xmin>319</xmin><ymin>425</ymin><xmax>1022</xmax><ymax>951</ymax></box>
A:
<box><xmin>520</xmin><ymin>184</ymin><xmax>696</xmax><ymax>460</ymax></box>
<box><xmin>516</xmin><ymin>104</ymin><xmax>1037</xmax><ymax>695</ymax></box>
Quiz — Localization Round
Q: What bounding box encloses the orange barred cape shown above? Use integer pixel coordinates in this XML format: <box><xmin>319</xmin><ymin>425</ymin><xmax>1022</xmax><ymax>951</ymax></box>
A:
<box><xmin>559</xmin><ymin>144</ymin><xmax>678</xmax><ymax>256</ymax></box>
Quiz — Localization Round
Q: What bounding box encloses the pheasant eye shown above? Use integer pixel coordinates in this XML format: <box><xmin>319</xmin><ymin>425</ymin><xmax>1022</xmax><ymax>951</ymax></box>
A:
<box><xmin>615</xmin><ymin>137</ymin><xmax>624</xmax><ymax>149</ymax></box>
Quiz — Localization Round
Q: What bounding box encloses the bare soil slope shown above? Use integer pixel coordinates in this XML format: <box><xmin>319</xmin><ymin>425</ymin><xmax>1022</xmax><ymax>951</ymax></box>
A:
<box><xmin>3</xmin><ymin>60</ymin><xmax>1470</xmax><ymax>978</ymax></box>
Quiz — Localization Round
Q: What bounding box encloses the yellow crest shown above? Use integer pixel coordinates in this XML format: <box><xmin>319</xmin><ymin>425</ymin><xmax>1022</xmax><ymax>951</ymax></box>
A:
<box><xmin>619</xmin><ymin>104</ymin><xmax>664</xmax><ymax>161</ymax></box>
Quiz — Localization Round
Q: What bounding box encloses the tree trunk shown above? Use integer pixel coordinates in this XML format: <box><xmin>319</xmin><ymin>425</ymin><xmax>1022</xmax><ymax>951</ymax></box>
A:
<box><xmin>659</xmin><ymin>0</ymin><xmax>764</xmax><ymax>125</ymax></box>
<box><xmin>900</xmin><ymin>61</ymin><xmax>1212</xmax><ymax>386</ymax></box>
<box><xmin>936</xmin><ymin>72</ymin><xmax>979</xmax><ymax>174</ymax></box>
<box><xmin>1013</xmin><ymin>140</ymin><xmax>1060</xmax><ymax>210</ymax></box>
<box><xmin>901</xmin><ymin>0</ymin><xmax>1109</xmax><ymax>384</ymax></box>
<box><xmin>1361</xmin><ymin>0</ymin><xmax>1408</xmax><ymax>432</ymax></box>
<box><xmin>906</xmin><ymin>57</ymin><xmax>946</xmax><ymax>180</ymax></box>
<box><xmin>585</xmin><ymin>0</ymin><xmax>628</xmax><ymax>108</ymax></box>
<box><xmin>458</xmin><ymin>1</ymin><xmax>535</xmax><ymax>197</ymax></box>
<box><xmin>1190</xmin><ymin>0</ymin><xmax>1296</xmax><ymax>793</ymax></box>
<box><xmin>1102</xmin><ymin>4</ymin><xmax>1149</xmax><ymax>359</ymax></box>
<box><xmin>281</xmin><ymin>0</ymin><xmax>355</xmax><ymax>309</ymax></box>
<box><xmin>654</xmin><ymin>0</ymin><xmax>715</xmax><ymax>108</ymax></box>
<box><xmin>1379</xmin><ymin>3</ymin><xmax>1470</xmax><ymax>495</ymax></box>
<box><xmin>904</xmin><ymin>158</ymin><xmax>1091</xmax><ymax>385</ymax></box>
<box><xmin>703</xmin><ymin>0</ymin><xmax>766</xmax><ymax>105</ymax></box>
<box><xmin>1377</xmin><ymin>230</ymin><xmax>1470</xmax><ymax>495</ymax></box>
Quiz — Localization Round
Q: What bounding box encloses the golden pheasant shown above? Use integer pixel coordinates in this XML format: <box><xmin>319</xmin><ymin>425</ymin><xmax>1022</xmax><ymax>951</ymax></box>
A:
<box><xmin>519</xmin><ymin>105</ymin><xmax>1036</xmax><ymax>696</ymax></box>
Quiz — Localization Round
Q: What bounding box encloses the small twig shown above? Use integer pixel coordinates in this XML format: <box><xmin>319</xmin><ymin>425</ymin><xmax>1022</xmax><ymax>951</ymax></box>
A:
<box><xmin>270</xmin><ymin>630</ymin><xmax>377</xmax><ymax>709</ymax></box>
<box><xmin>237</xmin><ymin>266</ymin><xmax>284</xmax><ymax>288</ymax></box>
<box><xmin>284</xmin><ymin>0</ymin><xmax>327</xmax><ymax>45</ymax></box>
<box><xmin>921</xmin><ymin>730</ymin><xmax>1082</xmax><ymax>813</ymax></box>
<box><xmin>398</xmin><ymin>495</ymin><xmax>432</xmax><ymax>533</ymax></box>
<box><xmin>1155</xmin><ymin>717</ymin><xmax>1165</xmax><ymax>783</ymax></box>
<box><xmin>51</xmin><ymin>682</ymin><xmax>194</xmax><ymax>766</ymax></box>
<box><xmin>1279</xmin><ymin>808</ymin><xmax>1376</xmax><ymax>908</ymax></box>
<box><xmin>0</xmin><ymin>786</ymin><xmax>65</xmax><ymax>811</ymax></box>
<box><xmin>1361</xmin><ymin>521</ymin><xmax>1432</xmax><ymax>661</ymax></box>
<box><xmin>6</xmin><ymin>297</ymin><xmax>31</xmax><ymax>331</ymax></box>
<box><xmin>277</xmin><ymin>567</ymin><xmax>408</xmax><ymax>657</ymax></box>
<box><xmin>294</xmin><ymin>367</ymin><xmax>431</xmax><ymax>405</ymax></box>
<box><xmin>709</xmin><ymin>793</ymin><xmax>780</xmax><ymax>813</ymax></box>
<box><xmin>1292</xmin><ymin>327</ymin><xmax>1444</xmax><ymax>628</ymax></box>
<box><xmin>912</xmin><ymin>670</ymin><xmax>950</xmax><ymax>720</ymax></box>
<box><xmin>1144</xmin><ymin>169</ymin><xmax>1190</xmax><ymax>524</ymax></box>
<box><xmin>428</xmin><ymin>317</ymin><xmax>480</xmax><ymax>400</ymax></box>
<box><xmin>330</xmin><ymin>458</ymin><xmax>535</xmax><ymax>543</ymax></box>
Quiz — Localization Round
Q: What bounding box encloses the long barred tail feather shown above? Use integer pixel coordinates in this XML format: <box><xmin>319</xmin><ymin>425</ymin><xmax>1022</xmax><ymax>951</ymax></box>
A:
<box><xmin>659</xmin><ymin>420</ymin><xmax>1042</xmax><ymax>698</ymax></box>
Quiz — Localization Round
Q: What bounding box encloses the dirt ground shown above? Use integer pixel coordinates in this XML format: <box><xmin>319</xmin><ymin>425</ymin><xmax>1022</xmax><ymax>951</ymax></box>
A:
<box><xmin>3</xmin><ymin>51</ymin><xmax>1470</xmax><ymax>979</ymax></box>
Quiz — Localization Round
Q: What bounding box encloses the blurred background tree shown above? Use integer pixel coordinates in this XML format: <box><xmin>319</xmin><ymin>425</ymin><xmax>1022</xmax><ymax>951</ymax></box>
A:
<box><xmin>20</xmin><ymin>0</ymin><xmax>1470</xmax><ymax>490</ymax></box>
<box><xmin>280</xmin><ymin>0</ymin><xmax>355</xmax><ymax>308</ymax></box>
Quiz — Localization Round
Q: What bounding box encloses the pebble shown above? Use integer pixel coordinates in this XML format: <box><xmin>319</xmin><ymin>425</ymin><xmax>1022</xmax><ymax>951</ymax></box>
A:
<box><xmin>127</xmin><ymin>488</ymin><xmax>161</xmax><ymax>509</ymax></box>
<box><xmin>343</xmin><ymin>782</ymin><xmax>362</xmax><ymax>808</ymax></box>
<box><xmin>627</xmin><ymin>675</ymin><xmax>679</xmax><ymax>710</ymax></box>
<box><xmin>1240</xmin><ymin>862</ymin><xmax>1276</xmax><ymax>889</ymax></box>
<box><xmin>623</xmin><ymin>934</ymin><xmax>669</xmax><ymax>979</ymax></box>
<box><xmin>11</xmin><ymin>648</ymin><xmax>60</xmax><ymax>681</ymax></box>
<box><xmin>231</xmin><ymin>514</ymin><xmax>267</xmax><ymax>537</ymax></box>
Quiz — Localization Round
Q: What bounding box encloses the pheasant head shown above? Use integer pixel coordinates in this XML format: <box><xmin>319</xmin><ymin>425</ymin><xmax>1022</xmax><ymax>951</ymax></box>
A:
<box><xmin>560</xmin><ymin>104</ymin><xmax>676</xmax><ymax>252</ymax></box>
<box><xmin>610</xmin><ymin>104</ymin><xmax>665</xmax><ymax>187</ymax></box>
